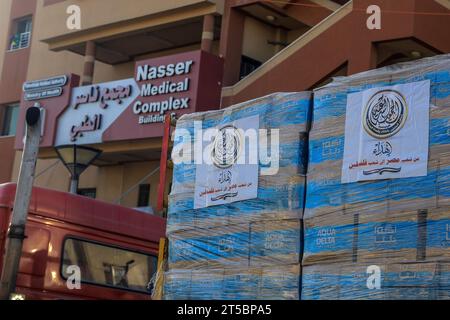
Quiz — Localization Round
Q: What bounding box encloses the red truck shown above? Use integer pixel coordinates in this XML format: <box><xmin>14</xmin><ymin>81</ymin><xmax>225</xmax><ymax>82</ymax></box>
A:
<box><xmin>0</xmin><ymin>183</ymin><xmax>166</xmax><ymax>300</ymax></box>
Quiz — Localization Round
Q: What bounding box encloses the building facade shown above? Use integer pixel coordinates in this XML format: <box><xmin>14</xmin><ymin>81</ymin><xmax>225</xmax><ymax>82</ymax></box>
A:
<box><xmin>0</xmin><ymin>0</ymin><xmax>449</xmax><ymax>214</ymax></box>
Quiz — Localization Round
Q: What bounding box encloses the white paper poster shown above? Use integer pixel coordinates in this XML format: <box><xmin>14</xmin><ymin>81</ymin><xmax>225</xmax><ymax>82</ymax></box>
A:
<box><xmin>194</xmin><ymin>115</ymin><xmax>259</xmax><ymax>209</ymax></box>
<box><xmin>341</xmin><ymin>80</ymin><xmax>430</xmax><ymax>183</ymax></box>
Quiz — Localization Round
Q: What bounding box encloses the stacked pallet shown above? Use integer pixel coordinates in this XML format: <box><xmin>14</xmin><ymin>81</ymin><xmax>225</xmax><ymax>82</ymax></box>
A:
<box><xmin>164</xmin><ymin>92</ymin><xmax>312</xmax><ymax>299</ymax></box>
<box><xmin>302</xmin><ymin>54</ymin><xmax>450</xmax><ymax>299</ymax></box>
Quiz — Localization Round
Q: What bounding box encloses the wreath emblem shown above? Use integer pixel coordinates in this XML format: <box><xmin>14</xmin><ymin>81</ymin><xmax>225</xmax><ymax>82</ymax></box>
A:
<box><xmin>363</xmin><ymin>89</ymin><xmax>408</xmax><ymax>139</ymax></box>
<box><xmin>211</xmin><ymin>125</ymin><xmax>242</xmax><ymax>168</ymax></box>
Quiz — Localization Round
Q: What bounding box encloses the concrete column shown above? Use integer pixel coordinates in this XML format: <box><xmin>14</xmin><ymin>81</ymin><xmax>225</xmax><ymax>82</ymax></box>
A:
<box><xmin>274</xmin><ymin>28</ymin><xmax>287</xmax><ymax>55</ymax></box>
<box><xmin>201</xmin><ymin>14</ymin><xmax>215</xmax><ymax>53</ymax></box>
<box><xmin>219</xmin><ymin>3</ymin><xmax>246</xmax><ymax>87</ymax></box>
<box><xmin>82</xmin><ymin>40</ymin><xmax>96</xmax><ymax>86</ymax></box>
<box><xmin>348</xmin><ymin>42</ymin><xmax>378</xmax><ymax>75</ymax></box>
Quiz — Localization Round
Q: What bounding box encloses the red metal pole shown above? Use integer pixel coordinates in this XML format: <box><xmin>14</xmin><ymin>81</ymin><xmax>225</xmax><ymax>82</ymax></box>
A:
<box><xmin>157</xmin><ymin>114</ymin><xmax>171</xmax><ymax>214</ymax></box>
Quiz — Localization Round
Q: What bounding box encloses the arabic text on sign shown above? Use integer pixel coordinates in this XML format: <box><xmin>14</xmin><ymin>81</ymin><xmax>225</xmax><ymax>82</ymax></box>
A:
<box><xmin>74</xmin><ymin>85</ymin><xmax>133</xmax><ymax>109</ymax></box>
<box><xmin>70</xmin><ymin>114</ymin><xmax>102</xmax><ymax>142</ymax></box>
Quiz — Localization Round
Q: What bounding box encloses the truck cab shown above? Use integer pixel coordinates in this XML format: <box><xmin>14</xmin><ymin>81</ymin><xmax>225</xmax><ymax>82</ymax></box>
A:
<box><xmin>0</xmin><ymin>183</ymin><xmax>166</xmax><ymax>300</ymax></box>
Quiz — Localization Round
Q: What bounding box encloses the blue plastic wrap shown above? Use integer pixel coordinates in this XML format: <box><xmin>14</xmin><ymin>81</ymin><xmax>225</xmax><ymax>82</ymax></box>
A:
<box><xmin>164</xmin><ymin>92</ymin><xmax>312</xmax><ymax>300</ymax></box>
<box><xmin>302</xmin><ymin>261</ymin><xmax>450</xmax><ymax>300</ymax></box>
<box><xmin>168</xmin><ymin>219</ymin><xmax>301</xmax><ymax>269</ymax></box>
<box><xmin>167</xmin><ymin>92</ymin><xmax>312</xmax><ymax>233</ymax></box>
<box><xmin>302</xmin><ymin>54</ymin><xmax>450</xmax><ymax>300</ymax></box>
<box><xmin>164</xmin><ymin>264</ymin><xmax>301</xmax><ymax>300</ymax></box>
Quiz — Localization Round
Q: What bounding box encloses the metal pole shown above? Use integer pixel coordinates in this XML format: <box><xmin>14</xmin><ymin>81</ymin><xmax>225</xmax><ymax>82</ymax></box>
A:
<box><xmin>70</xmin><ymin>144</ymin><xmax>78</xmax><ymax>194</ymax></box>
<box><xmin>69</xmin><ymin>176</ymin><xmax>78</xmax><ymax>194</ymax></box>
<box><xmin>0</xmin><ymin>106</ymin><xmax>41</xmax><ymax>300</ymax></box>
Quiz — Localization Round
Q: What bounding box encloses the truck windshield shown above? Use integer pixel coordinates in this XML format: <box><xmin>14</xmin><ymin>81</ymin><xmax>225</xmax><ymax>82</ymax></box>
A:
<box><xmin>61</xmin><ymin>238</ymin><xmax>157</xmax><ymax>294</ymax></box>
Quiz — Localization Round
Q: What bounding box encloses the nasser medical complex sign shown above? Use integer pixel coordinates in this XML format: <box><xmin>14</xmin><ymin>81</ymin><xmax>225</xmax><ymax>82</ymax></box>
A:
<box><xmin>15</xmin><ymin>50</ymin><xmax>223</xmax><ymax>148</ymax></box>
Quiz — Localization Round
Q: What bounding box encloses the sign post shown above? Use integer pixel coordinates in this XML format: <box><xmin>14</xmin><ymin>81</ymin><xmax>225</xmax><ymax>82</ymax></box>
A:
<box><xmin>0</xmin><ymin>106</ymin><xmax>41</xmax><ymax>300</ymax></box>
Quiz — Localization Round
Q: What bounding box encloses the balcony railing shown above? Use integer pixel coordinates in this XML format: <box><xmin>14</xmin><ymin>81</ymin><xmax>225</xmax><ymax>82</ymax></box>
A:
<box><xmin>9</xmin><ymin>31</ymin><xmax>31</xmax><ymax>51</ymax></box>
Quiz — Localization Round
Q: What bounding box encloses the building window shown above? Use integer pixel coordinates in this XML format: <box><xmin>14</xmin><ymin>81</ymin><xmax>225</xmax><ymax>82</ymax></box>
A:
<box><xmin>137</xmin><ymin>184</ymin><xmax>151</xmax><ymax>208</ymax></box>
<box><xmin>78</xmin><ymin>188</ymin><xmax>97</xmax><ymax>199</ymax></box>
<box><xmin>240</xmin><ymin>55</ymin><xmax>262</xmax><ymax>80</ymax></box>
<box><xmin>1</xmin><ymin>104</ymin><xmax>19</xmax><ymax>136</ymax></box>
<box><xmin>61</xmin><ymin>238</ymin><xmax>157</xmax><ymax>294</ymax></box>
<box><xmin>9</xmin><ymin>16</ymin><xmax>32</xmax><ymax>51</ymax></box>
